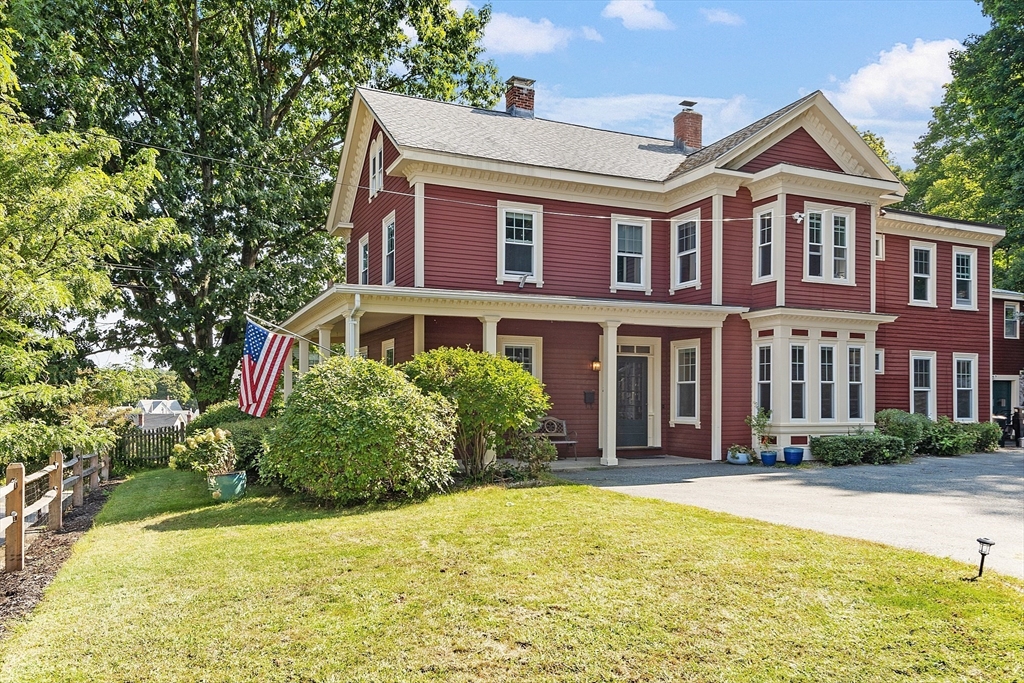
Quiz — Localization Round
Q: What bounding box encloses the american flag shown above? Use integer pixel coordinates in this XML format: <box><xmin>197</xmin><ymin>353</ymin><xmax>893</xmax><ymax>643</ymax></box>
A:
<box><xmin>239</xmin><ymin>320</ymin><xmax>294</xmax><ymax>418</ymax></box>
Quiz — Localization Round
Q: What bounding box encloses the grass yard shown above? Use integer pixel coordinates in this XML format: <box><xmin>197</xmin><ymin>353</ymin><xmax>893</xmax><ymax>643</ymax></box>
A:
<box><xmin>1</xmin><ymin>470</ymin><xmax>1022</xmax><ymax>682</ymax></box>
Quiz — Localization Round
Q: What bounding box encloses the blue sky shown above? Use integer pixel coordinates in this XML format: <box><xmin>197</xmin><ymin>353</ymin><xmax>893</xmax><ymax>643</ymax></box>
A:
<box><xmin>468</xmin><ymin>0</ymin><xmax>991</xmax><ymax>166</ymax></box>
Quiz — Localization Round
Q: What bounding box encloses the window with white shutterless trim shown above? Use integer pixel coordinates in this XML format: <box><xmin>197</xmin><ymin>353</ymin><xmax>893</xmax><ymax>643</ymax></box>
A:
<box><xmin>848</xmin><ymin>346</ymin><xmax>864</xmax><ymax>420</ymax></box>
<box><xmin>611</xmin><ymin>215</ymin><xmax>652</xmax><ymax>294</ymax></box>
<box><xmin>382</xmin><ymin>212</ymin><xmax>396</xmax><ymax>286</ymax></box>
<box><xmin>381</xmin><ymin>339</ymin><xmax>395</xmax><ymax>367</ymax></box>
<box><xmin>790</xmin><ymin>344</ymin><xmax>806</xmax><ymax>420</ymax></box>
<box><xmin>358</xmin><ymin>235</ymin><xmax>369</xmax><ymax>285</ymax></box>
<box><xmin>754</xmin><ymin>209</ymin><xmax>774</xmax><ymax>282</ymax></box>
<box><xmin>875</xmin><ymin>348</ymin><xmax>885</xmax><ymax>374</ymax></box>
<box><xmin>909</xmin><ymin>241</ymin><xmax>936</xmax><ymax>306</ymax></box>
<box><xmin>952</xmin><ymin>247</ymin><xmax>977</xmax><ymax>310</ymax></box>
<box><xmin>368</xmin><ymin>133</ymin><xmax>384</xmax><ymax>199</ymax></box>
<box><xmin>670</xmin><ymin>210</ymin><xmax>700</xmax><ymax>293</ymax></box>
<box><xmin>496</xmin><ymin>201</ymin><xmax>543</xmax><ymax>287</ymax></box>
<box><xmin>498</xmin><ymin>335</ymin><xmax>542</xmax><ymax>380</ymax></box>
<box><xmin>803</xmin><ymin>204</ymin><xmax>854</xmax><ymax>284</ymax></box>
<box><xmin>757</xmin><ymin>345</ymin><xmax>772</xmax><ymax>412</ymax></box>
<box><xmin>953</xmin><ymin>353</ymin><xmax>978</xmax><ymax>422</ymax></box>
<box><xmin>1005</xmin><ymin>303</ymin><xmax>1019</xmax><ymax>339</ymax></box>
<box><xmin>671</xmin><ymin>340</ymin><xmax>699</xmax><ymax>425</ymax></box>
<box><xmin>910</xmin><ymin>350</ymin><xmax>936</xmax><ymax>419</ymax></box>
<box><xmin>820</xmin><ymin>345</ymin><xmax>836</xmax><ymax>420</ymax></box>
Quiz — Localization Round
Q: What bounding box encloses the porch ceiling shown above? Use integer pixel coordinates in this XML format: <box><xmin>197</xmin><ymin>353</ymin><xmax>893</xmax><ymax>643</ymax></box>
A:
<box><xmin>284</xmin><ymin>285</ymin><xmax>748</xmax><ymax>337</ymax></box>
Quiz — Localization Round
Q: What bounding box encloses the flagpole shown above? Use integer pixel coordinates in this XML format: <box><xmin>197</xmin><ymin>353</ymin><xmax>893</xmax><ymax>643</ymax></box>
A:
<box><xmin>244</xmin><ymin>311</ymin><xmax>333</xmax><ymax>355</ymax></box>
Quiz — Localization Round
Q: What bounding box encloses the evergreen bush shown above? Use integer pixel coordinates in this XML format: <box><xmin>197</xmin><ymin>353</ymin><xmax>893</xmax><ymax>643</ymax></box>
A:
<box><xmin>919</xmin><ymin>416</ymin><xmax>977</xmax><ymax>456</ymax></box>
<box><xmin>810</xmin><ymin>434</ymin><xmax>905</xmax><ymax>466</ymax></box>
<box><xmin>262</xmin><ymin>356</ymin><xmax>456</xmax><ymax>504</ymax></box>
<box><xmin>219</xmin><ymin>419</ymin><xmax>277</xmax><ymax>475</ymax></box>
<box><xmin>874</xmin><ymin>409</ymin><xmax>931</xmax><ymax>457</ymax></box>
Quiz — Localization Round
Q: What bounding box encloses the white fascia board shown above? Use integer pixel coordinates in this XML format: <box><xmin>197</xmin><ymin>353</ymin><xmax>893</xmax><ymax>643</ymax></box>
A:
<box><xmin>740</xmin><ymin>306</ymin><xmax>898</xmax><ymax>330</ymax></box>
<box><xmin>805</xmin><ymin>93</ymin><xmax>903</xmax><ymax>183</ymax></box>
<box><xmin>879</xmin><ymin>214</ymin><xmax>1005</xmax><ymax>244</ymax></box>
<box><xmin>750</xmin><ymin>164</ymin><xmax>902</xmax><ymax>194</ymax></box>
<box><xmin>992</xmin><ymin>289</ymin><xmax>1024</xmax><ymax>302</ymax></box>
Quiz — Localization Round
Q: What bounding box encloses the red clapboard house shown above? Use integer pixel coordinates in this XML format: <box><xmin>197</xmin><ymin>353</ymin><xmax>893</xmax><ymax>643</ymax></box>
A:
<box><xmin>281</xmin><ymin>77</ymin><xmax>1005</xmax><ymax>464</ymax></box>
<box><xmin>992</xmin><ymin>288</ymin><xmax>1024</xmax><ymax>418</ymax></box>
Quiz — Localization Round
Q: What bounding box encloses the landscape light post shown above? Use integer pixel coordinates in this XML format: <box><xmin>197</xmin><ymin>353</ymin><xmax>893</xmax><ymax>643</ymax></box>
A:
<box><xmin>976</xmin><ymin>538</ymin><xmax>994</xmax><ymax>578</ymax></box>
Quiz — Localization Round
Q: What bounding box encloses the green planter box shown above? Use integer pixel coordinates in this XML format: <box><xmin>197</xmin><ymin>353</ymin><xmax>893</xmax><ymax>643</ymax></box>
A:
<box><xmin>208</xmin><ymin>471</ymin><xmax>246</xmax><ymax>502</ymax></box>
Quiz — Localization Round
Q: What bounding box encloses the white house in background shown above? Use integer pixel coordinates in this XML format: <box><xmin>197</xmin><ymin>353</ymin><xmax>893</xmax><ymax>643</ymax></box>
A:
<box><xmin>131</xmin><ymin>399</ymin><xmax>194</xmax><ymax>431</ymax></box>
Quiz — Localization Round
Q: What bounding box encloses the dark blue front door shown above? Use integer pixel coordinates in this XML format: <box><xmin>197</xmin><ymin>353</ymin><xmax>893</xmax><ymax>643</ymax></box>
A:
<box><xmin>617</xmin><ymin>356</ymin><xmax>648</xmax><ymax>447</ymax></box>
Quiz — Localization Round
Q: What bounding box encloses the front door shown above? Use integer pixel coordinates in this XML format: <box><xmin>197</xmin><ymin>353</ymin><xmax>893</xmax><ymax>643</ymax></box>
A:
<box><xmin>617</xmin><ymin>355</ymin><xmax>648</xmax><ymax>447</ymax></box>
<box><xmin>993</xmin><ymin>380</ymin><xmax>1012</xmax><ymax>418</ymax></box>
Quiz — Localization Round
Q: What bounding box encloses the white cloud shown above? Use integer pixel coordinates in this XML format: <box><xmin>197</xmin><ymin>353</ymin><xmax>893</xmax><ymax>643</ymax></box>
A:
<box><xmin>450</xmin><ymin>0</ymin><xmax>472</xmax><ymax>14</ymax></box>
<box><xmin>534</xmin><ymin>87</ymin><xmax>759</xmax><ymax>146</ymax></box>
<box><xmin>483</xmin><ymin>13</ymin><xmax>573</xmax><ymax>55</ymax></box>
<box><xmin>700</xmin><ymin>8</ymin><xmax>744</xmax><ymax>26</ymax></box>
<box><xmin>601</xmin><ymin>0</ymin><xmax>675</xmax><ymax>30</ymax></box>
<box><xmin>581</xmin><ymin>26</ymin><xmax>604</xmax><ymax>42</ymax></box>
<box><xmin>824</xmin><ymin>38</ymin><xmax>961</xmax><ymax>165</ymax></box>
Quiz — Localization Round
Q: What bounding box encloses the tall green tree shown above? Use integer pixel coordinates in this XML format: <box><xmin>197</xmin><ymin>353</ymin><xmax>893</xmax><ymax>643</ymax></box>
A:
<box><xmin>0</xmin><ymin>11</ymin><xmax>178</xmax><ymax>465</ymax></box>
<box><xmin>904</xmin><ymin>0</ymin><xmax>1024</xmax><ymax>288</ymax></box>
<box><xmin>10</xmin><ymin>0</ymin><xmax>503</xmax><ymax>406</ymax></box>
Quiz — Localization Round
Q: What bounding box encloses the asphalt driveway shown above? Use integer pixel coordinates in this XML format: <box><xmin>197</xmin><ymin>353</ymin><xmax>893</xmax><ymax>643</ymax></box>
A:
<box><xmin>558</xmin><ymin>451</ymin><xmax>1024</xmax><ymax>579</ymax></box>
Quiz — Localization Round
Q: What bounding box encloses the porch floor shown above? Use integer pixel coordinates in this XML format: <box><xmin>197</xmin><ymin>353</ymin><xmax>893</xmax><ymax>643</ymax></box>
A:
<box><xmin>550</xmin><ymin>455</ymin><xmax>710</xmax><ymax>471</ymax></box>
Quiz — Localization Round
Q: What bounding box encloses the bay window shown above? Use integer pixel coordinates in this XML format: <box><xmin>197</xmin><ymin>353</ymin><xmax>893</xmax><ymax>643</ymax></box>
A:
<box><xmin>757</xmin><ymin>345</ymin><xmax>772</xmax><ymax>411</ymax></box>
<box><xmin>820</xmin><ymin>345</ymin><xmax>835</xmax><ymax>420</ymax></box>
<box><xmin>790</xmin><ymin>345</ymin><xmax>806</xmax><ymax>420</ymax></box>
<box><xmin>848</xmin><ymin>347</ymin><xmax>863</xmax><ymax>420</ymax></box>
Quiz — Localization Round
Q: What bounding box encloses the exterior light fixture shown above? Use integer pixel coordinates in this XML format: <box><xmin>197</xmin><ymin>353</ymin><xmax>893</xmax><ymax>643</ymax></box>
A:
<box><xmin>976</xmin><ymin>537</ymin><xmax>994</xmax><ymax>578</ymax></box>
<box><xmin>590</xmin><ymin>358</ymin><xmax>602</xmax><ymax>372</ymax></box>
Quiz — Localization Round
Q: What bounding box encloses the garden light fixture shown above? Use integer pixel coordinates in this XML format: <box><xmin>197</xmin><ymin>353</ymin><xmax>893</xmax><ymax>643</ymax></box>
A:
<box><xmin>976</xmin><ymin>537</ymin><xmax>994</xmax><ymax>578</ymax></box>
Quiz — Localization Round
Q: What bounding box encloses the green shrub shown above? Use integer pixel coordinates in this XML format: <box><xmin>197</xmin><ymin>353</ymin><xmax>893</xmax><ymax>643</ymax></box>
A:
<box><xmin>219</xmin><ymin>419</ymin><xmax>277</xmax><ymax>475</ymax></box>
<box><xmin>964</xmin><ymin>421</ymin><xmax>1001</xmax><ymax>453</ymax></box>
<box><xmin>874</xmin><ymin>409</ymin><xmax>931</xmax><ymax>457</ymax></box>
<box><xmin>919</xmin><ymin>416</ymin><xmax>977</xmax><ymax>456</ymax></box>
<box><xmin>262</xmin><ymin>356</ymin><xmax>457</xmax><ymax>504</ymax></box>
<box><xmin>188</xmin><ymin>398</ymin><xmax>282</xmax><ymax>433</ymax></box>
<box><xmin>505</xmin><ymin>431</ymin><xmax>558</xmax><ymax>478</ymax></box>
<box><xmin>810</xmin><ymin>434</ymin><xmax>905</xmax><ymax>466</ymax></box>
<box><xmin>170</xmin><ymin>428</ymin><xmax>237</xmax><ymax>475</ymax></box>
<box><xmin>402</xmin><ymin>347</ymin><xmax>550</xmax><ymax>477</ymax></box>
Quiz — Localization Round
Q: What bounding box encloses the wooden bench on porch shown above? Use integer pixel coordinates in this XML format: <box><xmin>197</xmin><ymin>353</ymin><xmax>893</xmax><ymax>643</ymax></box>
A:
<box><xmin>535</xmin><ymin>417</ymin><xmax>578</xmax><ymax>459</ymax></box>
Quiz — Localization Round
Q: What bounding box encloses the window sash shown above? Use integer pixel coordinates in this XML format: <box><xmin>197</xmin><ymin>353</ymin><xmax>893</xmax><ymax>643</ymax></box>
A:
<box><xmin>820</xmin><ymin>346</ymin><xmax>835</xmax><ymax>419</ymax></box>
<box><xmin>956</xmin><ymin>358</ymin><xmax>974</xmax><ymax>420</ymax></box>
<box><xmin>757</xmin><ymin>346</ymin><xmax>771</xmax><ymax>411</ymax></box>
<box><xmin>791</xmin><ymin>345</ymin><xmax>805</xmax><ymax>420</ymax></box>
<box><xmin>912</xmin><ymin>248</ymin><xmax>931</xmax><ymax>302</ymax></box>
<box><xmin>503</xmin><ymin>211</ymin><xmax>535</xmax><ymax>276</ymax></box>
<box><xmin>807</xmin><ymin>212</ymin><xmax>823</xmax><ymax>278</ymax></box>
<box><xmin>849</xmin><ymin>347</ymin><xmax>863</xmax><ymax>420</ymax></box>
<box><xmin>676</xmin><ymin>346</ymin><xmax>697</xmax><ymax>419</ymax></box>
<box><xmin>360</xmin><ymin>241</ymin><xmax>369</xmax><ymax>285</ymax></box>
<box><xmin>757</xmin><ymin>213</ymin><xmax>772</xmax><ymax>278</ymax></box>
<box><xmin>385</xmin><ymin>222</ymin><xmax>395</xmax><ymax>284</ymax></box>
<box><xmin>1005</xmin><ymin>304</ymin><xmax>1019</xmax><ymax>339</ymax></box>
<box><xmin>503</xmin><ymin>345</ymin><xmax>534</xmax><ymax>375</ymax></box>
<box><xmin>955</xmin><ymin>252</ymin><xmax>973</xmax><ymax>306</ymax></box>
<box><xmin>676</xmin><ymin>221</ymin><xmax>698</xmax><ymax>285</ymax></box>
<box><xmin>616</xmin><ymin>224</ymin><xmax>644</xmax><ymax>285</ymax></box>
<box><xmin>912</xmin><ymin>357</ymin><xmax>932</xmax><ymax>416</ymax></box>
<box><xmin>832</xmin><ymin>215</ymin><xmax>848</xmax><ymax>280</ymax></box>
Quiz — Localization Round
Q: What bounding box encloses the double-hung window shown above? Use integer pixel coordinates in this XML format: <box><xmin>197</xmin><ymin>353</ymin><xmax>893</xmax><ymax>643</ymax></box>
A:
<box><xmin>381</xmin><ymin>339</ymin><xmax>395</xmax><ymax>367</ymax></box>
<box><xmin>757</xmin><ymin>345</ymin><xmax>772</xmax><ymax>411</ymax></box>
<box><xmin>849</xmin><ymin>347</ymin><xmax>864</xmax><ymax>420</ymax></box>
<box><xmin>672</xmin><ymin>342</ymin><xmax>699</xmax><ymax>423</ymax></box>
<box><xmin>910</xmin><ymin>242</ymin><xmax>935</xmax><ymax>305</ymax></box>
<box><xmin>820</xmin><ymin>346</ymin><xmax>835</xmax><ymax>419</ymax></box>
<box><xmin>911</xmin><ymin>351</ymin><xmax>935</xmax><ymax>419</ymax></box>
<box><xmin>953</xmin><ymin>247</ymin><xmax>976</xmax><ymax>309</ymax></box>
<box><xmin>954</xmin><ymin>354</ymin><xmax>977</xmax><ymax>422</ymax></box>
<box><xmin>498</xmin><ymin>335</ymin><xmax>543</xmax><ymax>380</ymax></box>
<box><xmin>804</xmin><ymin>205</ymin><xmax>853</xmax><ymax>284</ymax></box>
<box><xmin>382</xmin><ymin>214</ymin><xmax>396</xmax><ymax>285</ymax></box>
<box><xmin>756</xmin><ymin>210</ymin><xmax>773</xmax><ymax>280</ymax></box>
<box><xmin>672</xmin><ymin>212</ymin><xmax>699</xmax><ymax>291</ymax></box>
<box><xmin>1005</xmin><ymin>303</ymin><xmax>1019</xmax><ymax>339</ymax></box>
<box><xmin>611</xmin><ymin>216</ymin><xmax>651</xmax><ymax>293</ymax></box>
<box><xmin>368</xmin><ymin>134</ymin><xmax>384</xmax><ymax>198</ymax></box>
<box><xmin>790</xmin><ymin>345</ymin><xmax>806</xmax><ymax>420</ymax></box>
<box><xmin>358</xmin><ymin>235</ymin><xmax>369</xmax><ymax>285</ymax></box>
<box><xmin>497</xmin><ymin>202</ymin><xmax>543</xmax><ymax>286</ymax></box>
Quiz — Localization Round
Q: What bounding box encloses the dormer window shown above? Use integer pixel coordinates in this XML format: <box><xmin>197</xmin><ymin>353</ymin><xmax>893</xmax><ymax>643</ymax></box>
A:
<box><xmin>368</xmin><ymin>133</ymin><xmax>384</xmax><ymax>199</ymax></box>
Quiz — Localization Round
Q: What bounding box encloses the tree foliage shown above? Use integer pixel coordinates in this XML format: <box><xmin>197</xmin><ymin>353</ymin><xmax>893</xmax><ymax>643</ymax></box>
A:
<box><xmin>9</xmin><ymin>0</ymin><xmax>503</xmax><ymax>407</ymax></box>
<box><xmin>903</xmin><ymin>0</ymin><xmax>1024</xmax><ymax>289</ymax></box>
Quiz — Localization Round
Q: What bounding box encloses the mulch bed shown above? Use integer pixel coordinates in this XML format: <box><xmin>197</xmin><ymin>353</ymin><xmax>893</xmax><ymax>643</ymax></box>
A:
<box><xmin>0</xmin><ymin>479</ymin><xmax>121</xmax><ymax>639</ymax></box>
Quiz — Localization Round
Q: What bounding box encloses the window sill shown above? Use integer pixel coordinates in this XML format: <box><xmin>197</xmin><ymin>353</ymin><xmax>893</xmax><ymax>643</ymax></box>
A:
<box><xmin>497</xmin><ymin>275</ymin><xmax>541</xmax><ymax>287</ymax></box>
<box><xmin>751</xmin><ymin>277</ymin><xmax>776</xmax><ymax>286</ymax></box>
<box><xmin>951</xmin><ymin>305</ymin><xmax>978</xmax><ymax>312</ymax></box>
<box><xmin>612</xmin><ymin>283</ymin><xmax>647</xmax><ymax>292</ymax></box>
<box><xmin>908</xmin><ymin>301</ymin><xmax>937</xmax><ymax>308</ymax></box>
<box><xmin>670</xmin><ymin>418</ymin><xmax>700</xmax><ymax>428</ymax></box>
<box><xmin>801</xmin><ymin>277</ymin><xmax>856</xmax><ymax>287</ymax></box>
<box><xmin>670</xmin><ymin>281</ymin><xmax>701</xmax><ymax>294</ymax></box>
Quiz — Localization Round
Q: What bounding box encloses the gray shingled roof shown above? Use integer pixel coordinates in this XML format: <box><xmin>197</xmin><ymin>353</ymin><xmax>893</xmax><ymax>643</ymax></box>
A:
<box><xmin>359</xmin><ymin>87</ymin><xmax>819</xmax><ymax>183</ymax></box>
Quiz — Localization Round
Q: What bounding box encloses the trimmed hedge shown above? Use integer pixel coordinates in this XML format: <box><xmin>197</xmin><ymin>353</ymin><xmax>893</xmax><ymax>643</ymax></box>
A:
<box><xmin>219</xmin><ymin>419</ymin><xmax>277</xmax><ymax>475</ymax></box>
<box><xmin>810</xmin><ymin>434</ymin><xmax>905</xmax><ymax>466</ymax></box>
<box><xmin>188</xmin><ymin>398</ymin><xmax>282</xmax><ymax>433</ymax></box>
<box><xmin>874</xmin><ymin>409</ymin><xmax>931</xmax><ymax>458</ymax></box>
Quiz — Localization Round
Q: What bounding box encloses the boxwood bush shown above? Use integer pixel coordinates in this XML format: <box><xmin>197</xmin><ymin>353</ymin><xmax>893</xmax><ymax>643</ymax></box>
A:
<box><xmin>262</xmin><ymin>355</ymin><xmax>457</xmax><ymax>504</ymax></box>
<box><xmin>810</xmin><ymin>434</ymin><xmax>905</xmax><ymax>466</ymax></box>
<box><xmin>874</xmin><ymin>409</ymin><xmax>931</xmax><ymax>458</ymax></box>
<box><xmin>218</xmin><ymin>419</ymin><xmax>277</xmax><ymax>476</ymax></box>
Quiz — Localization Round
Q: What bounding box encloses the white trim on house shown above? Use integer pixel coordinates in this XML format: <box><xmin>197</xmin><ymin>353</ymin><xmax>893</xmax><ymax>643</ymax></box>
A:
<box><xmin>951</xmin><ymin>246</ymin><xmax>978</xmax><ymax>311</ymax></box>
<box><xmin>497</xmin><ymin>334</ymin><xmax>543</xmax><ymax>380</ymax></box>
<box><xmin>670</xmin><ymin>208</ymin><xmax>701</xmax><ymax>294</ymax></box>
<box><xmin>802</xmin><ymin>202</ymin><xmax>856</xmax><ymax>286</ymax></box>
<box><xmin>599</xmin><ymin>335</ymin><xmax>662</xmax><ymax>448</ymax></box>
<box><xmin>368</xmin><ymin>132</ymin><xmax>384</xmax><ymax>200</ymax></box>
<box><xmin>752</xmin><ymin>205</ymin><xmax>777</xmax><ymax>285</ymax></box>
<box><xmin>818</xmin><ymin>343</ymin><xmax>837</xmax><ymax>422</ymax></box>
<box><xmin>414</xmin><ymin>182</ymin><xmax>425</xmax><ymax>287</ymax></box>
<box><xmin>875</xmin><ymin>348</ymin><xmax>885</xmax><ymax>374</ymax></box>
<box><xmin>381</xmin><ymin>338</ymin><xmax>395</xmax><ymax>366</ymax></box>
<box><xmin>847</xmin><ymin>344</ymin><xmax>866</xmax><ymax>421</ymax></box>
<box><xmin>910</xmin><ymin>350</ymin><xmax>937</xmax><ymax>420</ymax></box>
<box><xmin>1004</xmin><ymin>302</ymin><xmax>1020</xmax><ymax>339</ymax></box>
<box><xmin>908</xmin><ymin>240</ymin><xmax>937</xmax><ymax>308</ymax></box>
<box><xmin>381</xmin><ymin>210</ymin><xmax>396</xmax><ymax>286</ymax></box>
<box><xmin>953</xmin><ymin>352</ymin><xmax>979</xmax><ymax>423</ymax></box>
<box><xmin>358</xmin><ymin>234</ymin><xmax>370</xmax><ymax>285</ymax></box>
<box><xmin>610</xmin><ymin>215</ymin><xmax>652</xmax><ymax>295</ymax></box>
<box><xmin>789</xmin><ymin>342</ymin><xmax>807</xmax><ymax>422</ymax></box>
<box><xmin>711</xmin><ymin>194</ymin><xmax>724</xmax><ymax>305</ymax></box>
<box><xmin>496</xmin><ymin>200</ymin><xmax>544</xmax><ymax>287</ymax></box>
<box><xmin>670</xmin><ymin>338</ymin><xmax>700</xmax><ymax>427</ymax></box>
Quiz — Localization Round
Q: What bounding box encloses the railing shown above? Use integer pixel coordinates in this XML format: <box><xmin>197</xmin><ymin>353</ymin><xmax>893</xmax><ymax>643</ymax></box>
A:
<box><xmin>2</xmin><ymin>450</ymin><xmax>109</xmax><ymax>573</ymax></box>
<box><xmin>113</xmin><ymin>424</ymin><xmax>186</xmax><ymax>470</ymax></box>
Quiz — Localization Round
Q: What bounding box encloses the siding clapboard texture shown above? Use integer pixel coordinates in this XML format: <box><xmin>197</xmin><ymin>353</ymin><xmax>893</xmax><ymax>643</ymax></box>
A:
<box><xmin>739</xmin><ymin>127</ymin><xmax>844</xmax><ymax>174</ymax></box>
<box><xmin>993</xmin><ymin>298</ymin><xmax>1024</xmax><ymax>376</ymax></box>
<box><xmin>360</xmin><ymin>317</ymin><xmax>415</xmax><ymax>364</ymax></box>
<box><xmin>721</xmin><ymin>314</ymin><xmax>753</xmax><ymax>450</ymax></box>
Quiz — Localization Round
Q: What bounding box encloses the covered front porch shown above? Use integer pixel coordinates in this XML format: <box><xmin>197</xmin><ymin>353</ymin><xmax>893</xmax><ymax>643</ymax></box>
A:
<box><xmin>281</xmin><ymin>285</ymin><xmax>747</xmax><ymax>465</ymax></box>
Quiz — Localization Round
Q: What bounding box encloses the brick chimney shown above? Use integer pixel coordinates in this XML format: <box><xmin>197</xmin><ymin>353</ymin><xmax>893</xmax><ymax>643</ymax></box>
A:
<box><xmin>673</xmin><ymin>100</ymin><xmax>702</xmax><ymax>151</ymax></box>
<box><xmin>505</xmin><ymin>76</ymin><xmax>535</xmax><ymax>118</ymax></box>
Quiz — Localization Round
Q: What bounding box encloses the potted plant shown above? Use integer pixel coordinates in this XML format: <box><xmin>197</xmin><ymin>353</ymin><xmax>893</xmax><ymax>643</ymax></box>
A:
<box><xmin>726</xmin><ymin>444</ymin><xmax>756</xmax><ymax>465</ymax></box>
<box><xmin>171</xmin><ymin>428</ymin><xmax>245</xmax><ymax>501</ymax></box>
<box><xmin>745</xmin><ymin>407</ymin><xmax>777</xmax><ymax>466</ymax></box>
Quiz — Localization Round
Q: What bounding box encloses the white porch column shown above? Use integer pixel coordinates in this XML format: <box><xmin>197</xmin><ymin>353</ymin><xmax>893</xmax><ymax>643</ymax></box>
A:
<box><xmin>711</xmin><ymin>325</ymin><xmax>723</xmax><ymax>461</ymax></box>
<box><xmin>298</xmin><ymin>338</ymin><xmax>310</xmax><ymax>374</ymax></box>
<box><xmin>413</xmin><ymin>314</ymin><xmax>425</xmax><ymax>354</ymax></box>
<box><xmin>601</xmin><ymin>321</ymin><xmax>620</xmax><ymax>466</ymax></box>
<box><xmin>317</xmin><ymin>325</ymin><xmax>333</xmax><ymax>360</ymax></box>
<box><xmin>282</xmin><ymin>351</ymin><xmax>293</xmax><ymax>398</ymax></box>
<box><xmin>480</xmin><ymin>315</ymin><xmax>501</xmax><ymax>354</ymax></box>
<box><xmin>345</xmin><ymin>312</ymin><xmax>363</xmax><ymax>357</ymax></box>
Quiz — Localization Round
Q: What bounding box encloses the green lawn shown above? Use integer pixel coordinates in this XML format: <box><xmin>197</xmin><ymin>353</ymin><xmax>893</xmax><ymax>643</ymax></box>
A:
<box><xmin>1</xmin><ymin>470</ymin><xmax>1022</xmax><ymax>682</ymax></box>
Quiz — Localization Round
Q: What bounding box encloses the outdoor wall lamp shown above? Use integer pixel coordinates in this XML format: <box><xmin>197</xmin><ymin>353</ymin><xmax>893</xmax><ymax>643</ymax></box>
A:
<box><xmin>590</xmin><ymin>358</ymin><xmax>602</xmax><ymax>372</ymax></box>
<box><xmin>976</xmin><ymin>537</ymin><xmax>995</xmax><ymax>578</ymax></box>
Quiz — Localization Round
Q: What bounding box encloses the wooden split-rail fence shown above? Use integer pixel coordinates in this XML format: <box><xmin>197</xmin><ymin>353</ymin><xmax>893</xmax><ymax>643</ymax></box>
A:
<box><xmin>2</xmin><ymin>450</ymin><xmax>110</xmax><ymax>573</ymax></box>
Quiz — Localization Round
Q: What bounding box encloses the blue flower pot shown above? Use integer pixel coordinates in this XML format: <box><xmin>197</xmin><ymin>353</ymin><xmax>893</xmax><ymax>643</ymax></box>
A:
<box><xmin>783</xmin><ymin>447</ymin><xmax>805</xmax><ymax>466</ymax></box>
<box><xmin>760</xmin><ymin>451</ymin><xmax>777</xmax><ymax>467</ymax></box>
